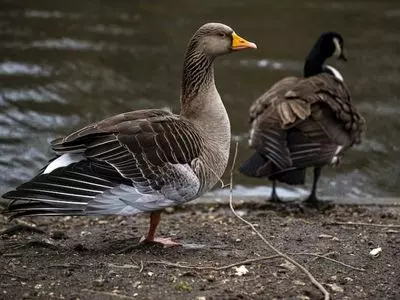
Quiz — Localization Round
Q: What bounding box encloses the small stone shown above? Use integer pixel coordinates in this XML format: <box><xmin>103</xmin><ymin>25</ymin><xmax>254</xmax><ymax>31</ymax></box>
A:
<box><xmin>369</xmin><ymin>247</ymin><xmax>382</xmax><ymax>258</ymax></box>
<box><xmin>279</xmin><ymin>261</ymin><xmax>296</xmax><ymax>272</ymax></box>
<box><xmin>196</xmin><ymin>297</ymin><xmax>206</xmax><ymax>300</ymax></box>
<box><xmin>293</xmin><ymin>280</ymin><xmax>306</xmax><ymax>286</ymax></box>
<box><xmin>165</xmin><ymin>207</ymin><xmax>175</xmax><ymax>213</ymax></box>
<box><xmin>207</xmin><ymin>275</ymin><xmax>215</xmax><ymax>282</ymax></box>
<box><xmin>73</xmin><ymin>244</ymin><xmax>88</xmax><ymax>252</ymax></box>
<box><xmin>327</xmin><ymin>283</ymin><xmax>344</xmax><ymax>293</ymax></box>
<box><xmin>93</xmin><ymin>278</ymin><xmax>105</xmax><ymax>287</ymax></box>
<box><xmin>318</xmin><ymin>234</ymin><xmax>333</xmax><ymax>239</ymax></box>
<box><xmin>51</xmin><ymin>231</ymin><xmax>69</xmax><ymax>240</ymax></box>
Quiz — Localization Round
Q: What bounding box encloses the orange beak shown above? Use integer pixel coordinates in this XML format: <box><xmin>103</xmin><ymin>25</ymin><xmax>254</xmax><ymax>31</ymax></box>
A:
<box><xmin>231</xmin><ymin>32</ymin><xmax>257</xmax><ymax>50</ymax></box>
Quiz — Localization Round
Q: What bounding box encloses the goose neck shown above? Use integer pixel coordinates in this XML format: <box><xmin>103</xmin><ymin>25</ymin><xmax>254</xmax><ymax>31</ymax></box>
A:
<box><xmin>303</xmin><ymin>47</ymin><xmax>326</xmax><ymax>77</ymax></box>
<box><xmin>181</xmin><ymin>49</ymin><xmax>215</xmax><ymax>104</ymax></box>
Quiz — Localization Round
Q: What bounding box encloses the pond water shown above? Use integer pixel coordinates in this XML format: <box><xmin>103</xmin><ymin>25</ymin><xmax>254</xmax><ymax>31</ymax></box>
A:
<box><xmin>1</xmin><ymin>0</ymin><xmax>399</xmax><ymax>200</ymax></box>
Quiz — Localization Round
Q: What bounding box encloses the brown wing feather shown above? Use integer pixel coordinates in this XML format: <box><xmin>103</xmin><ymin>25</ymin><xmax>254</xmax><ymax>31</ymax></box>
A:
<box><xmin>249</xmin><ymin>77</ymin><xmax>300</xmax><ymax>124</ymax></box>
<box><xmin>51</xmin><ymin>109</ymin><xmax>204</xmax><ymax>192</ymax></box>
<box><xmin>245</xmin><ymin>73</ymin><xmax>366</xmax><ymax>177</ymax></box>
<box><xmin>284</xmin><ymin>73</ymin><xmax>366</xmax><ymax>145</ymax></box>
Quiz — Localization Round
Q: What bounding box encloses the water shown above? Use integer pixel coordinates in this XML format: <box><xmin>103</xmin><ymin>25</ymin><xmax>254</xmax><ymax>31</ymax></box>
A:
<box><xmin>1</xmin><ymin>0</ymin><xmax>399</xmax><ymax>200</ymax></box>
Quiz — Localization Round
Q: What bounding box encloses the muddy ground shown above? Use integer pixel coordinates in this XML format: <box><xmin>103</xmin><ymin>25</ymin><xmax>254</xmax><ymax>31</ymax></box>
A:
<box><xmin>0</xmin><ymin>200</ymin><xmax>399</xmax><ymax>300</ymax></box>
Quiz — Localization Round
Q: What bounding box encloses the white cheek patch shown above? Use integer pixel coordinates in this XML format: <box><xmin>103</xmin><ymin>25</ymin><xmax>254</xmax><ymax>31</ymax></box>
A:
<box><xmin>333</xmin><ymin>37</ymin><xmax>341</xmax><ymax>57</ymax></box>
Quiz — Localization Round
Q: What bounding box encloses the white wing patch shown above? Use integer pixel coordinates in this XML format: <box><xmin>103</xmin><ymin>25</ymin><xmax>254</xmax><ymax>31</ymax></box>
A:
<box><xmin>44</xmin><ymin>153</ymin><xmax>85</xmax><ymax>174</ymax></box>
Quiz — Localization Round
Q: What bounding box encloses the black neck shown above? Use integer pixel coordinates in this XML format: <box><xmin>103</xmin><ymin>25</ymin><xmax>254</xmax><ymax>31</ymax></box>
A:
<box><xmin>181</xmin><ymin>46</ymin><xmax>214</xmax><ymax>104</ymax></box>
<box><xmin>303</xmin><ymin>44</ymin><xmax>327</xmax><ymax>78</ymax></box>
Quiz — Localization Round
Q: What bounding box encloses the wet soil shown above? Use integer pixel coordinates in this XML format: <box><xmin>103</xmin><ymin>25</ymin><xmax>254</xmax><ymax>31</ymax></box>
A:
<box><xmin>0</xmin><ymin>201</ymin><xmax>399</xmax><ymax>300</ymax></box>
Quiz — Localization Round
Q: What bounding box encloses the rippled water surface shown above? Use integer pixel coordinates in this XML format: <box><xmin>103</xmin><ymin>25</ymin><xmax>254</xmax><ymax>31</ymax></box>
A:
<box><xmin>1</xmin><ymin>0</ymin><xmax>400</xmax><ymax>199</ymax></box>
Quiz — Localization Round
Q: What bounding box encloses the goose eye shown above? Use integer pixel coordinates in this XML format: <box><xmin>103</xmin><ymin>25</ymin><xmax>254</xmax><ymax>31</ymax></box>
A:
<box><xmin>219</xmin><ymin>33</ymin><xmax>226</xmax><ymax>38</ymax></box>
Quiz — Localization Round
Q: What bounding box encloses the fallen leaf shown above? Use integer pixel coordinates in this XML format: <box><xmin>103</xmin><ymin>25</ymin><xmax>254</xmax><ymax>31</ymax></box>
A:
<box><xmin>233</xmin><ymin>265</ymin><xmax>249</xmax><ymax>276</ymax></box>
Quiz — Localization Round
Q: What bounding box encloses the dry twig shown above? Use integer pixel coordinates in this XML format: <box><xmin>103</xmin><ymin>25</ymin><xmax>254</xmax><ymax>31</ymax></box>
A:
<box><xmin>0</xmin><ymin>272</ymin><xmax>28</xmax><ymax>281</ymax></box>
<box><xmin>139</xmin><ymin>260</ymin><xmax>144</xmax><ymax>273</ymax></box>
<box><xmin>228</xmin><ymin>142</ymin><xmax>330</xmax><ymax>300</ymax></box>
<box><xmin>147</xmin><ymin>255</ymin><xmax>281</xmax><ymax>270</ymax></box>
<box><xmin>329</xmin><ymin>221</ymin><xmax>400</xmax><ymax>228</ymax></box>
<box><xmin>12</xmin><ymin>239</ymin><xmax>58</xmax><ymax>250</ymax></box>
<box><xmin>48</xmin><ymin>263</ymin><xmax>92</xmax><ymax>269</ymax></box>
<box><xmin>300</xmin><ymin>252</ymin><xmax>365</xmax><ymax>272</ymax></box>
<box><xmin>82</xmin><ymin>289</ymin><xmax>136</xmax><ymax>299</ymax></box>
<box><xmin>0</xmin><ymin>224</ymin><xmax>45</xmax><ymax>236</ymax></box>
<box><xmin>146</xmin><ymin>251</ymin><xmax>365</xmax><ymax>272</ymax></box>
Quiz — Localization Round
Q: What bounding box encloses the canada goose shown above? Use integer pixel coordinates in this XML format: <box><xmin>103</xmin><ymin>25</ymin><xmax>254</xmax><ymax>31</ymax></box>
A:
<box><xmin>240</xmin><ymin>32</ymin><xmax>365</xmax><ymax>206</ymax></box>
<box><xmin>2</xmin><ymin>23</ymin><xmax>257</xmax><ymax>246</ymax></box>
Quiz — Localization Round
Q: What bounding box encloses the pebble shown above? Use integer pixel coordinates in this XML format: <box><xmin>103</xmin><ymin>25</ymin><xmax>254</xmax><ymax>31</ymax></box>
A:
<box><xmin>318</xmin><ymin>234</ymin><xmax>333</xmax><ymax>239</ymax></box>
<box><xmin>51</xmin><ymin>231</ymin><xmax>69</xmax><ymax>240</ymax></box>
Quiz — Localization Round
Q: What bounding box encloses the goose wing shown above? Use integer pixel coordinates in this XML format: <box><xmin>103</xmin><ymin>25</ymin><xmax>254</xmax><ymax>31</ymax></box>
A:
<box><xmin>279</xmin><ymin>73</ymin><xmax>365</xmax><ymax>169</ymax></box>
<box><xmin>248</xmin><ymin>77</ymin><xmax>301</xmax><ymax>169</ymax></box>
<box><xmin>247</xmin><ymin>74</ymin><xmax>365</xmax><ymax>175</ymax></box>
<box><xmin>3</xmin><ymin>109</ymin><xmax>205</xmax><ymax>217</ymax></box>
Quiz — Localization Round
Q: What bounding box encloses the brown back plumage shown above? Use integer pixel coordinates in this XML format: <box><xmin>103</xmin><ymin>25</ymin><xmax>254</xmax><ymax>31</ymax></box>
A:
<box><xmin>246</xmin><ymin>73</ymin><xmax>365</xmax><ymax>177</ymax></box>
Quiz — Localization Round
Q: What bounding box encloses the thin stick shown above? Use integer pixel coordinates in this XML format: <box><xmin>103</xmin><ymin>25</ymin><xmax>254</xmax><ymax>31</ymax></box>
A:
<box><xmin>311</xmin><ymin>251</ymin><xmax>334</xmax><ymax>262</ymax></box>
<box><xmin>0</xmin><ymin>272</ymin><xmax>28</xmax><ymax>280</ymax></box>
<box><xmin>139</xmin><ymin>260</ymin><xmax>144</xmax><ymax>273</ymax></box>
<box><xmin>82</xmin><ymin>289</ymin><xmax>136</xmax><ymax>299</ymax></box>
<box><xmin>146</xmin><ymin>251</ymin><xmax>365</xmax><ymax>272</ymax></box>
<box><xmin>148</xmin><ymin>254</ymin><xmax>281</xmax><ymax>270</ymax></box>
<box><xmin>228</xmin><ymin>142</ymin><xmax>330</xmax><ymax>300</ymax></box>
<box><xmin>300</xmin><ymin>253</ymin><xmax>365</xmax><ymax>272</ymax></box>
<box><xmin>329</xmin><ymin>221</ymin><xmax>400</xmax><ymax>228</ymax></box>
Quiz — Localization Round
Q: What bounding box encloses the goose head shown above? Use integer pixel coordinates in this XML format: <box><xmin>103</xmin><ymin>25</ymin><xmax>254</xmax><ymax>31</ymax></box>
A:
<box><xmin>317</xmin><ymin>31</ymin><xmax>347</xmax><ymax>61</ymax></box>
<box><xmin>304</xmin><ymin>31</ymin><xmax>347</xmax><ymax>77</ymax></box>
<box><xmin>188</xmin><ymin>23</ymin><xmax>257</xmax><ymax>57</ymax></box>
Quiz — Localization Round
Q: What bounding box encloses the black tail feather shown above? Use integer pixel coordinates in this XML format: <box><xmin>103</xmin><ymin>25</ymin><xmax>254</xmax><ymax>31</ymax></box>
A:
<box><xmin>240</xmin><ymin>152</ymin><xmax>274</xmax><ymax>178</ymax></box>
<box><xmin>270</xmin><ymin>168</ymin><xmax>306</xmax><ymax>185</ymax></box>
<box><xmin>240</xmin><ymin>152</ymin><xmax>307</xmax><ymax>185</ymax></box>
<box><xmin>2</xmin><ymin>161</ymin><xmax>119</xmax><ymax>218</ymax></box>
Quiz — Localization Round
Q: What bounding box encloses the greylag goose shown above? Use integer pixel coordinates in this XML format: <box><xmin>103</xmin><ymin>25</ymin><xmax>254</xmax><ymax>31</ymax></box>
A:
<box><xmin>240</xmin><ymin>32</ymin><xmax>365</xmax><ymax>206</ymax></box>
<box><xmin>2</xmin><ymin>23</ymin><xmax>257</xmax><ymax>245</ymax></box>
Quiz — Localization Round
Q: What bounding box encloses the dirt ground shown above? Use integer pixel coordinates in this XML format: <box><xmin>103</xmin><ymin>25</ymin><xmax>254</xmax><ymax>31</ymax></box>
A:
<box><xmin>0</xmin><ymin>199</ymin><xmax>399</xmax><ymax>300</ymax></box>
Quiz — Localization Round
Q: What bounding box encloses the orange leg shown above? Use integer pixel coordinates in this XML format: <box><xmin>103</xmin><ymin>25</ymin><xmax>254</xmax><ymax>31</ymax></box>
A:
<box><xmin>141</xmin><ymin>211</ymin><xmax>180</xmax><ymax>247</ymax></box>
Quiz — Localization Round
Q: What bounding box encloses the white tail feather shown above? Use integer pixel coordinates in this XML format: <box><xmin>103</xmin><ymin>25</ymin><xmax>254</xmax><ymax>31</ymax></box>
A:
<box><xmin>43</xmin><ymin>153</ymin><xmax>85</xmax><ymax>174</ymax></box>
